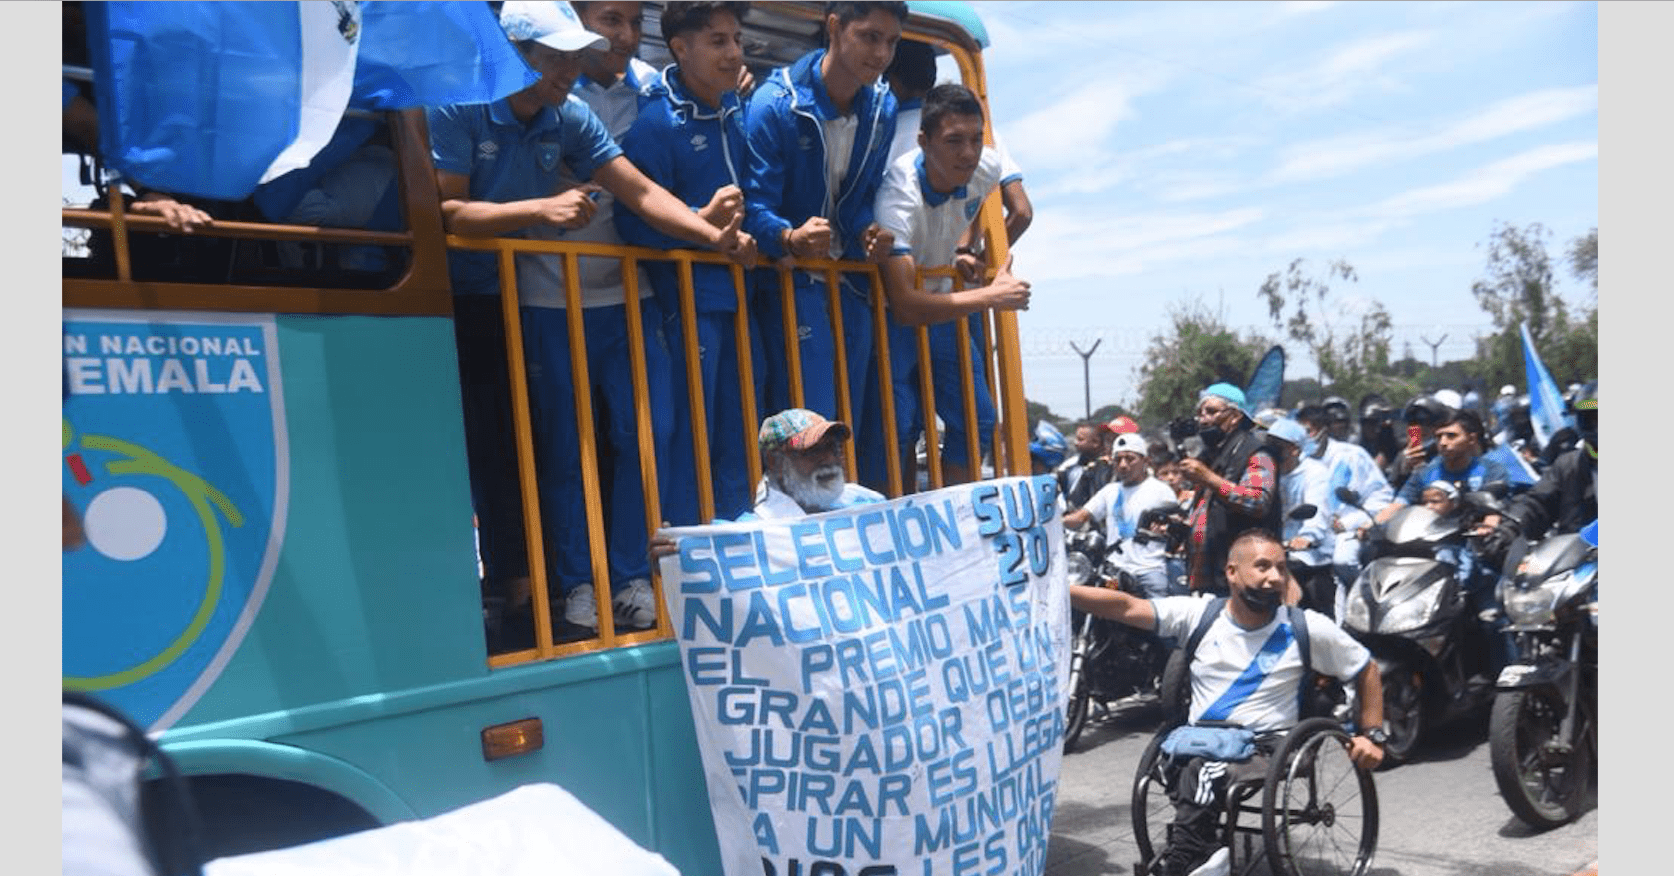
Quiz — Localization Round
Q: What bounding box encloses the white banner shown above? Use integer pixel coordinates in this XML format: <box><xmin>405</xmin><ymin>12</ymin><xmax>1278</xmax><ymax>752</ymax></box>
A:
<box><xmin>658</xmin><ymin>475</ymin><xmax>1071</xmax><ymax>876</ymax></box>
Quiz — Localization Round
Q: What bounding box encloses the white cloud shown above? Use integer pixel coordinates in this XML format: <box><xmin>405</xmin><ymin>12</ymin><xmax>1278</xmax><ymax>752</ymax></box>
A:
<box><xmin>1255</xmin><ymin>30</ymin><xmax>1435</xmax><ymax>111</ymax></box>
<box><xmin>1367</xmin><ymin>141</ymin><xmax>1598</xmax><ymax>218</ymax></box>
<box><xmin>1269</xmin><ymin>85</ymin><xmax>1597</xmax><ymax>184</ymax></box>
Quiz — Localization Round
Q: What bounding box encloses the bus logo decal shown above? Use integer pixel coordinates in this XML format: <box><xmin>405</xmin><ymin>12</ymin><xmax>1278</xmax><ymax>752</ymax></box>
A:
<box><xmin>62</xmin><ymin>310</ymin><xmax>289</xmax><ymax>732</ymax></box>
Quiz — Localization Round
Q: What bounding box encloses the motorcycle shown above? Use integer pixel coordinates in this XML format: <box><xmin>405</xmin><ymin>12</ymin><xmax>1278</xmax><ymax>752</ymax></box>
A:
<box><xmin>1061</xmin><ymin>525</ymin><xmax>1170</xmax><ymax>751</ymax></box>
<box><xmin>1334</xmin><ymin>486</ymin><xmax>1501</xmax><ymax>764</ymax></box>
<box><xmin>1487</xmin><ymin>520</ymin><xmax>1597</xmax><ymax>828</ymax></box>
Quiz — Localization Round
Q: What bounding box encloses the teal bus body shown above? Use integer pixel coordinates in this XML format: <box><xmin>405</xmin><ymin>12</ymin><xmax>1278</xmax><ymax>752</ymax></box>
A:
<box><xmin>64</xmin><ymin>4</ymin><xmax>997</xmax><ymax>872</ymax></box>
<box><xmin>137</xmin><ymin>313</ymin><xmax>720</xmax><ymax>872</ymax></box>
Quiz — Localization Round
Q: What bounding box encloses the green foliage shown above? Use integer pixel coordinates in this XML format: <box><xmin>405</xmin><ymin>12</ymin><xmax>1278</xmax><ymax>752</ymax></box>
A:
<box><xmin>1468</xmin><ymin>222</ymin><xmax>1598</xmax><ymax>390</ymax></box>
<box><xmin>1133</xmin><ymin>300</ymin><xmax>1272</xmax><ymax>425</ymax></box>
<box><xmin>1256</xmin><ymin>257</ymin><xmax>1395</xmax><ymax>404</ymax></box>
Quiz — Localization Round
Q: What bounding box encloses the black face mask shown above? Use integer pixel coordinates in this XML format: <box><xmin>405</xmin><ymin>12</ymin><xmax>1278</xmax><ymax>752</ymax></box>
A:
<box><xmin>1198</xmin><ymin>424</ymin><xmax>1226</xmax><ymax>448</ymax></box>
<box><xmin>1239</xmin><ymin>587</ymin><xmax>1282</xmax><ymax>613</ymax></box>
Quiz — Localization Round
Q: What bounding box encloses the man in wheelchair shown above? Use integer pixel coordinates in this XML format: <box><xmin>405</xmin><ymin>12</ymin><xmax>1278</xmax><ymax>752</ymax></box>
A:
<box><xmin>1070</xmin><ymin>528</ymin><xmax>1386</xmax><ymax>876</ymax></box>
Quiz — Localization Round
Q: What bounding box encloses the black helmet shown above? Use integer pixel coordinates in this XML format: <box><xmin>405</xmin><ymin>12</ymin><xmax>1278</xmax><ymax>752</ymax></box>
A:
<box><xmin>1321</xmin><ymin>395</ymin><xmax>1351</xmax><ymax>419</ymax></box>
<box><xmin>1404</xmin><ymin>395</ymin><xmax>1452</xmax><ymax>427</ymax></box>
<box><xmin>1358</xmin><ymin>393</ymin><xmax>1393</xmax><ymax>422</ymax></box>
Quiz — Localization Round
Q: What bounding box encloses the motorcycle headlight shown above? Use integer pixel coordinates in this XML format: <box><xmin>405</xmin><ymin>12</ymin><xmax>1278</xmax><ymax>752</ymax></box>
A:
<box><xmin>1376</xmin><ymin>576</ymin><xmax>1447</xmax><ymax>635</ymax></box>
<box><xmin>1342</xmin><ymin>585</ymin><xmax>1372</xmax><ymax>632</ymax></box>
<box><xmin>1502</xmin><ymin>577</ymin><xmax>1561</xmax><ymax>626</ymax></box>
<box><xmin>1066</xmin><ymin>552</ymin><xmax>1092</xmax><ymax>586</ymax></box>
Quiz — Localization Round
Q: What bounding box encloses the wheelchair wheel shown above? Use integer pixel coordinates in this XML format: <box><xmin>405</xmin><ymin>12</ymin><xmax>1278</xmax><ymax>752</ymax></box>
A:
<box><xmin>1130</xmin><ymin>726</ymin><xmax>1176</xmax><ymax>867</ymax></box>
<box><xmin>1262</xmin><ymin>718</ymin><xmax>1378</xmax><ymax>876</ymax></box>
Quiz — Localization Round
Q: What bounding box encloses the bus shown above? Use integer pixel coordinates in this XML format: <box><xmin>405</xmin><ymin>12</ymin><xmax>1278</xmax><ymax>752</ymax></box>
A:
<box><xmin>62</xmin><ymin>2</ymin><xmax>1028</xmax><ymax>871</ymax></box>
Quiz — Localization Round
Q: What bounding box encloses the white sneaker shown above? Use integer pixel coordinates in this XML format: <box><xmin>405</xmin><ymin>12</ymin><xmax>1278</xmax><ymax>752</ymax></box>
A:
<box><xmin>613</xmin><ymin>578</ymin><xmax>657</xmax><ymax>630</ymax></box>
<box><xmin>565</xmin><ymin>586</ymin><xmax>599</xmax><ymax>632</ymax></box>
<box><xmin>1187</xmin><ymin>847</ymin><xmax>1229</xmax><ymax>876</ymax></box>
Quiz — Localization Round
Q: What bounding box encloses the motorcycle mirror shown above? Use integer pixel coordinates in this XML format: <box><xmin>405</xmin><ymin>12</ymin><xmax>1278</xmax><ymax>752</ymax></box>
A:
<box><xmin>1289</xmin><ymin>504</ymin><xmax>1318</xmax><ymax>520</ymax></box>
<box><xmin>1334</xmin><ymin>486</ymin><xmax>1362</xmax><ymax>508</ymax></box>
<box><xmin>1465</xmin><ymin>490</ymin><xmax>1507</xmax><ymax>514</ymax></box>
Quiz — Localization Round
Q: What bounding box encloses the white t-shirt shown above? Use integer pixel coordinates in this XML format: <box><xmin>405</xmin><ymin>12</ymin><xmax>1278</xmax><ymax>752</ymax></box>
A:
<box><xmin>822</xmin><ymin>115</ymin><xmax>860</xmax><ymax>259</ymax></box>
<box><xmin>1152</xmin><ymin>597</ymin><xmax>1370</xmax><ymax>733</ymax></box>
<box><xmin>874</xmin><ymin>147</ymin><xmax>1005</xmax><ymax>293</ymax></box>
<box><xmin>520</xmin><ymin>59</ymin><xmax>658</xmax><ymax>309</ymax></box>
<box><xmin>1080</xmin><ymin>476</ymin><xmax>1178</xmax><ymax>575</ymax></box>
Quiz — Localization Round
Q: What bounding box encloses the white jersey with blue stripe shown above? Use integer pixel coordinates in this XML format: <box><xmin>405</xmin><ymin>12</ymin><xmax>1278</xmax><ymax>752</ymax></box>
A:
<box><xmin>1153</xmin><ymin>597</ymin><xmax>1369</xmax><ymax>733</ymax></box>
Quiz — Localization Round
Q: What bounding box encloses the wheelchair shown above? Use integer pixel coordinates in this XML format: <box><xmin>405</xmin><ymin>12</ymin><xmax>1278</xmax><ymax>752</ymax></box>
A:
<box><xmin>1130</xmin><ymin>650</ymin><xmax>1379</xmax><ymax>876</ymax></box>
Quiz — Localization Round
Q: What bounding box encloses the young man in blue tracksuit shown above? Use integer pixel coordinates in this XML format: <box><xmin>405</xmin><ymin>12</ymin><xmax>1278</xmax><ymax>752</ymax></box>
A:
<box><xmin>429</xmin><ymin>1</ymin><xmax>752</xmax><ymax>639</ymax></box>
<box><xmin>616</xmin><ymin>1</ymin><xmax>758</xmax><ymax>523</ymax></box>
<box><xmin>741</xmin><ymin>1</ymin><xmax>907</xmax><ymax>489</ymax></box>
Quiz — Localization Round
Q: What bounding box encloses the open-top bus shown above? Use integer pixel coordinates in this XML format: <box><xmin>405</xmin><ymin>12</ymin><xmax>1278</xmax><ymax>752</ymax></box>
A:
<box><xmin>62</xmin><ymin>2</ymin><xmax>1030</xmax><ymax>870</ymax></box>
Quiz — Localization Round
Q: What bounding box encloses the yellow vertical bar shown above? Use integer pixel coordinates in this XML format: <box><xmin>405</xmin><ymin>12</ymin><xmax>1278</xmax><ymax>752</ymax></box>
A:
<box><xmin>734</xmin><ymin>264</ymin><xmax>762</xmax><ymax>490</ymax></box>
<box><xmin>778</xmin><ymin>268</ymin><xmax>805</xmax><ymax>409</ymax></box>
<box><xmin>822</xmin><ymin>267</ymin><xmax>857</xmax><ymax>481</ymax></box>
<box><xmin>561</xmin><ymin>251</ymin><xmax>615</xmax><ymax>642</ymax></box>
<box><xmin>676</xmin><ymin>256</ymin><xmax>716</xmax><ymax>524</ymax></box>
<box><xmin>498</xmin><ymin>246</ymin><xmax>554</xmax><ymax>654</ymax></box>
<box><xmin>108</xmin><ymin>184</ymin><xmax>133</xmax><ymax>282</ymax></box>
<box><xmin>916</xmin><ymin>322</ymin><xmax>942</xmax><ymax>491</ymax></box>
<box><xmin>621</xmin><ymin>257</ymin><xmax>665</xmax><ymax>640</ymax></box>
<box><xmin>949</xmin><ymin>43</ymin><xmax>1031</xmax><ymax>478</ymax></box>
<box><xmin>868</xmin><ymin>271</ymin><xmax>903</xmax><ymax>497</ymax></box>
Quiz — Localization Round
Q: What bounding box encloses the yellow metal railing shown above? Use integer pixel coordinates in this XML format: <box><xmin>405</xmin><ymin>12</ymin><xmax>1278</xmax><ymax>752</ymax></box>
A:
<box><xmin>458</xmin><ymin>233</ymin><xmax>1026</xmax><ymax>667</ymax></box>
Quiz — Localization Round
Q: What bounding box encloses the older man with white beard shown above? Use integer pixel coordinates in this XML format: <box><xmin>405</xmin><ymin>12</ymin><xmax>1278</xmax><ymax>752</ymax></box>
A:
<box><xmin>650</xmin><ymin>409</ymin><xmax>885</xmax><ymax>566</ymax></box>
<box><xmin>742</xmin><ymin>408</ymin><xmax>886</xmax><ymax>518</ymax></box>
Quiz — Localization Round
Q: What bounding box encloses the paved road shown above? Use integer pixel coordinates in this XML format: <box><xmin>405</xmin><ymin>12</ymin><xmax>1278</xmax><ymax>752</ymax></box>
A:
<box><xmin>1044</xmin><ymin>694</ymin><xmax>1597</xmax><ymax>876</ymax></box>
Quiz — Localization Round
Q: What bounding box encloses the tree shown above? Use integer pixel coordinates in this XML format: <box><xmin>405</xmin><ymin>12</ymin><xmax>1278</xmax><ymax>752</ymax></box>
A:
<box><xmin>1468</xmin><ymin>222</ymin><xmax>1597</xmax><ymax>390</ymax></box>
<box><xmin>1256</xmin><ymin>258</ymin><xmax>1397</xmax><ymax>403</ymax></box>
<box><xmin>1133</xmin><ymin>300</ymin><xmax>1272</xmax><ymax>426</ymax></box>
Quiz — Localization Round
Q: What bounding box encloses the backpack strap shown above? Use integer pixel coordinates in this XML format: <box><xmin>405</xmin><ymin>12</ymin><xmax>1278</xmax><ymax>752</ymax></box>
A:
<box><xmin>1183</xmin><ymin>596</ymin><xmax>1227</xmax><ymax>663</ymax></box>
<box><xmin>1287</xmin><ymin>604</ymin><xmax>1316</xmax><ymax>716</ymax></box>
<box><xmin>1177</xmin><ymin>599</ymin><xmax>1318</xmax><ymax>719</ymax></box>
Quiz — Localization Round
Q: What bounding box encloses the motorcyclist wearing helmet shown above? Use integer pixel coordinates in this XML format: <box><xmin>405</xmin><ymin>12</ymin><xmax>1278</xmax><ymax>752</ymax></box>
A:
<box><xmin>1320</xmin><ymin>396</ymin><xmax>1354</xmax><ymax>443</ymax></box>
<box><xmin>1481</xmin><ymin>390</ymin><xmax>1597</xmax><ymax>561</ymax></box>
<box><xmin>1387</xmin><ymin>393</ymin><xmax>1453</xmax><ymax>493</ymax></box>
<box><xmin>1357</xmin><ymin>394</ymin><xmax>1401</xmax><ymax>471</ymax></box>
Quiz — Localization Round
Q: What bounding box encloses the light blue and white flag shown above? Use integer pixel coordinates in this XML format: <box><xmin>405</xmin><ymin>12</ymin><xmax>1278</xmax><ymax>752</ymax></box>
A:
<box><xmin>1521</xmin><ymin>323</ymin><xmax>1574</xmax><ymax>448</ymax></box>
<box><xmin>86</xmin><ymin>2</ymin><xmax>535</xmax><ymax>202</ymax></box>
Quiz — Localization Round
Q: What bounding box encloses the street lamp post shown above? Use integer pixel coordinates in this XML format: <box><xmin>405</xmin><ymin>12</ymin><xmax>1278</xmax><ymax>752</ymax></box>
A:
<box><xmin>1070</xmin><ymin>338</ymin><xmax>1101</xmax><ymax>420</ymax></box>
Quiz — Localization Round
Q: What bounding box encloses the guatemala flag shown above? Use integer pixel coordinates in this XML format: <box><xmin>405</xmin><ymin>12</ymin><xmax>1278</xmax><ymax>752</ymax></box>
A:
<box><xmin>86</xmin><ymin>2</ymin><xmax>536</xmax><ymax>202</ymax></box>
<box><xmin>1520</xmin><ymin>323</ymin><xmax>1575</xmax><ymax>449</ymax></box>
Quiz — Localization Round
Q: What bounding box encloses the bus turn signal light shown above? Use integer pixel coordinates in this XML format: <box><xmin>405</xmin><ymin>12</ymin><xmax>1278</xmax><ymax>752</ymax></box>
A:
<box><xmin>481</xmin><ymin>718</ymin><xmax>543</xmax><ymax>761</ymax></box>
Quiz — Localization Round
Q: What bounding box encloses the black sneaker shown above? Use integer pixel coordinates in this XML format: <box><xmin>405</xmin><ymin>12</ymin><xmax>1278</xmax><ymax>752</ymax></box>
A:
<box><xmin>1151</xmin><ymin>823</ymin><xmax>1213</xmax><ymax>876</ymax></box>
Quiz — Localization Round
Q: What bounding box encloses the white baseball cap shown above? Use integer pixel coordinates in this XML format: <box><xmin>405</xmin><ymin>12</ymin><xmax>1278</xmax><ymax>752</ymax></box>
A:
<box><xmin>500</xmin><ymin>1</ymin><xmax>607</xmax><ymax>52</ymax></box>
<box><xmin>1111</xmin><ymin>432</ymin><xmax>1148</xmax><ymax>457</ymax></box>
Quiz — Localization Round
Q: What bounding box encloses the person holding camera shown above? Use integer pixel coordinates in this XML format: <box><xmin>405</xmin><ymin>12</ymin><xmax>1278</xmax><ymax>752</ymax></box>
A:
<box><xmin>1174</xmin><ymin>383</ymin><xmax>1283</xmax><ymax>597</ymax></box>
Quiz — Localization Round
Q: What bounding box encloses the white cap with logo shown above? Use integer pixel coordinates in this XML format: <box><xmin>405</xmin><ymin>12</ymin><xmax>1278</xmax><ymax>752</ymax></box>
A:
<box><xmin>499</xmin><ymin>1</ymin><xmax>607</xmax><ymax>52</ymax></box>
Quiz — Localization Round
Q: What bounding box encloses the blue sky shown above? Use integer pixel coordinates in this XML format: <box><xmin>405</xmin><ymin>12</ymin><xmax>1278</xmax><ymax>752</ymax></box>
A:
<box><xmin>957</xmin><ymin>0</ymin><xmax>1599</xmax><ymax>421</ymax></box>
